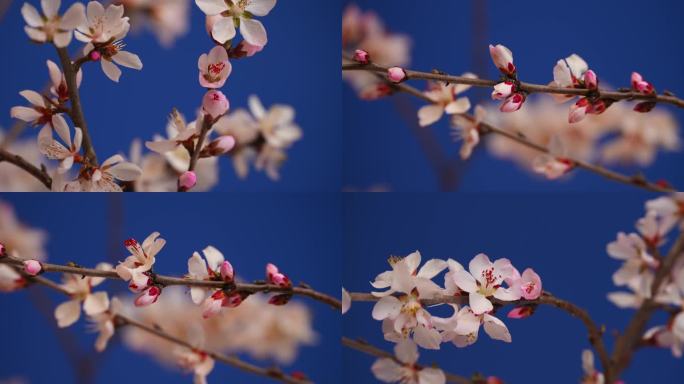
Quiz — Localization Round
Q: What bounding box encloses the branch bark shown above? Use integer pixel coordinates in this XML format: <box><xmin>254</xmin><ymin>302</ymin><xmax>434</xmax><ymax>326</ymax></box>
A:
<box><xmin>0</xmin><ymin>147</ymin><xmax>52</xmax><ymax>189</ymax></box>
<box><xmin>0</xmin><ymin>255</ymin><xmax>341</xmax><ymax>310</ymax></box>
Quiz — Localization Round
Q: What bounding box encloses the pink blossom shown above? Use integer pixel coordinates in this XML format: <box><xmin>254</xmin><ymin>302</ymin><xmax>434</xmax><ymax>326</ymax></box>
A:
<box><xmin>201</xmin><ymin>290</ymin><xmax>225</xmax><ymax>318</ymax></box>
<box><xmin>491</xmin><ymin>81</ymin><xmax>515</xmax><ymax>100</ymax></box>
<box><xmin>451</xmin><ymin>253</ymin><xmax>520</xmax><ymax>315</ymax></box>
<box><xmin>507</xmin><ymin>306</ymin><xmax>534</xmax><ymax>319</ymax></box>
<box><xmin>500</xmin><ymin>93</ymin><xmax>526</xmax><ymax>112</ymax></box>
<box><xmin>198</xmin><ymin>46</ymin><xmax>232</xmax><ymax>89</ymax></box>
<box><xmin>224</xmin><ymin>292</ymin><xmax>243</xmax><ymax>307</ymax></box>
<box><xmin>0</xmin><ymin>243</ymin><xmax>5</xmax><ymax>257</ymax></box>
<box><xmin>353</xmin><ymin>49</ymin><xmax>370</xmax><ymax>64</ymax></box>
<box><xmin>23</xmin><ymin>259</ymin><xmax>42</xmax><ymax>276</ymax></box>
<box><xmin>583</xmin><ymin>70</ymin><xmax>598</xmax><ymax>89</ymax></box>
<box><xmin>178</xmin><ymin>171</ymin><xmax>197</xmax><ymax>191</ymax></box>
<box><xmin>266</xmin><ymin>263</ymin><xmax>291</xmax><ymax>288</ymax></box>
<box><xmin>220</xmin><ymin>260</ymin><xmax>234</xmax><ymax>282</ymax></box>
<box><xmin>233</xmin><ymin>41</ymin><xmax>264</xmax><ymax>57</ymax></box>
<box><xmin>387</xmin><ymin>67</ymin><xmax>406</xmax><ymax>83</ymax></box>
<box><xmin>569</xmin><ymin>98</ymin><xmax>590</xmax><ymax>123</ymax></box>
<box><xmin>514</xmin><ymin>268</ymin><xmax>542</xmax><ymax>300</ymax></box>
<box><xmin>202</xmin><ymin>90</ymin><xmax>230</xmax><ymax>118</ymax></box>
<box><xmin>134</xmin><ymin>285</ymin><xmax>162</xmax><ymax>307</ymax></box>
<box><xmin>489</xmin><ymin>44</ymin><xmax>515</xmax><ymax>75</ymax></box>
<box><xmin>631</xmin><ymin>72</ymin><xmax>654</xmax><ymax>94</ymax></box>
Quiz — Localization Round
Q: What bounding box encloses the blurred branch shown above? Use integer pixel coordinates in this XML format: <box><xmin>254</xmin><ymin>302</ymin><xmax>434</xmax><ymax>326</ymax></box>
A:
<box><xmin>0</xmin><ymin>147</ymin><xmax>52</xmax><ymax>189</ymax></box>
<box><xmin>1</xmin><ymin>255</ymin><xmax>341</xmax><ymax>310</ymax></box>
<box><xmin>342</xmin><ymin>337</ymin><xmax>474</xmax><ymax>384</ymax></box>
<box><xmin>23</xmin><ymin>274</ymin><xmax>311</xmax><ymax>384</ymax></box>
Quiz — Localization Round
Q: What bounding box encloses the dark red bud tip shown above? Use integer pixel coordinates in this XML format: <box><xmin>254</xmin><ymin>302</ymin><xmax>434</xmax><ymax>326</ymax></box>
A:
<box><xmin>124</xmin><ymin>238</ymin><xmax>138</xmax><ymax>247</ymax></box>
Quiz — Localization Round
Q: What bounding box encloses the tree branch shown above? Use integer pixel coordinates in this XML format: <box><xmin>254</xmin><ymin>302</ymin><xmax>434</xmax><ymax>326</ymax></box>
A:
<box><xmin>349</xmin><ymin>290</ymin><xmax>611</xmax><ymax>376</ymax></box>
<box><xmin>609</xmin><ymin>230</ymin><xmax>684</xmax><ymax>380</ymax></box>
<box><xmin>342</xmin><ymin>56</ymin><xmax>676</xmax><ymax>193</ymax></box>
<box><xmin>342</xmin><ymin>63</ymin><xmax>684</xmax><ymax>109</ymax></box>
<box><xmin>342</xmin><ymin>337</ymin><xmax>474</xmax><ymax>384</ymax></box>
<box><xmin>0</xmin><ymin>255</ymin><xmax>341</xmax><ymax>310</ymax></box>
<box><xmin>23</xmin><ymin>273</ymin><xmax>311</xmax><ymax>384</ymax></box>
<box><xmin>0</xmin><ymin>147</ymin><xmax>52</xmax><ymax>189</ymax></box>
<box><xmin>56</xmin><ymin>46</ymin><xmax>98</xmax><ymax>165</ymax></box>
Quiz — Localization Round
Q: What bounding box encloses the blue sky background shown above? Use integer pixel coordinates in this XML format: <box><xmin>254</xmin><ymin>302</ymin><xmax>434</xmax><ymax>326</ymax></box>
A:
<box><xmin>343</xmin><ymin>0</ymin><xmax>684</xmax><ymax>192</ymax></box>
<box><xmin>343</xmin><ymin>193</ymin><xmax>684</xmax><ymax>383</ymax></box>
<box><xmin>0</xmin><ymin>0</ymin><xmax>342</xmax><ymax>191</ymax></box>
<box><xmin>0</xmin><ymin>194</ymin><xmax>342</xmax><ymax>383</ymax></box>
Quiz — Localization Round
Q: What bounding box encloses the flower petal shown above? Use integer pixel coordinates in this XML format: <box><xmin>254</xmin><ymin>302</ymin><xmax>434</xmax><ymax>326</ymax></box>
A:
<box><xmin>239</xmin><ymin>17</ymin><xmax>267</xmax><ymax>46</ymax></box>
<box><xmin>245</xmin><ymin>0</ymin><xmax>276</xmax><ymax>16</ymax></box>
<box><xmin>211</xmin><ymin>17</ymin><xmax>236</xmax><ymax>44</ymax></box>
<box><xmin>83</xmin><ymin>291</ymin><xmax>109</xmax><ymax>316</ymax></box>
<box><xmin>54</xmin><ymin>299</ymin><xmax>81</xmax><ymax>327</ymax></box>
<box><xmin>112</xmin><ymin>51</ymin><xmax>143</xmax><ymax>70</ymax></box>
<box><xmin>195</xmin><ymin>0</ymin><xmax>229</xmax><ymax>15</ymax></box>
<box><xmin>371</xmin><ymin>296</ymin><xmax>401</xmax><ymax>320</ymax></box>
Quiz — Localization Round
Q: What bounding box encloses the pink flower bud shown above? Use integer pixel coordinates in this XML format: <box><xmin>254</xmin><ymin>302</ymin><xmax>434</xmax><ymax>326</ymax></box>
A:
<box><xmin>519</xmin><ymin>268</ymin><xmax>542</xmax><ymax>300</ymax></box>
<box><xmin>235</xmin><ymin>41</ymin><xmax>263</xmax><ymax>57</ymax></box>
<box><xmin>23</xmin><ymin>260</ymin><xmax>42</xmax><ymax>276</ymax></box>
<box><xmin>634</xmin><ymin>101</ymin><xmax>656</xmax><ymax>113</ymax></box>
<box><xmin>134</xmin><ymin>286</ymin><xmax>162</xmax><ymax>307</ymax></box>
<box><xmin>507</xmin><ymin>306</ymin><xmax>533</xmax><ymax>319</ymax></box>
<box><xmin>266</xmin><ymin>263</ymin><xmax>291</xmax><ymax>288</ymax></box>
<box><xmin>268</xmin><ymin>293</ymin><xmax>292</xmax><ymax>306</ymax></box>
<box><xmin>489</xmin><ymin>44</ymin><xmax>515</xmax><ymax>75</ymax></box>
<box><xmin>568</xmin><ymin>98</ymin><xmax>589</xmax><ymax>123</ymax></box>
<box><xmin>387</xmin><ymin>67</ymin><xmax>406</xmax><ymax>83</ymax></box>
<box><xmin>220</xmin><ymin>260</ymin><xmax>234</xmax><ymax>282</ymax></box>
<box><xmin>360</xmin><ymin>83</ymin><xmax>392</xmax><ymax>100</ymax></box>
<box><xmin>178</xmin><ymin>171</ymin><xmax>197</xmax><ymax>191</ymax></box>
<box><xmin>499</xmin><ymin>93</ymin><xmax>526</xmax><ymax>113</ymax></box>
<box><xmin>353</xmin><ymin>49</ymin><xmax>370</xmax><ymax>64</ymax></box>
<box><xmin>223</xmin><ymin>292</ymin><xmax>243</xmax><ymax>308</ymax></box>
<box><xmin>586</xmin><ymin>99</ymin><xmax>610</xmax><ymax>115</ymax></box>
<box><xmin>0</xmin><ymin>243</ymin><xmax>5</xmax><ymax>257</ymax></box>
<box><xmin>631</xmin><ymin>72</ymin><xmax>654</xmax><ymax>94</ymax></box>
<box><xmin>208</xmin><ymin>136</ymin><xmax>236</xmax><ymax>155</ymax></box>
<box><xmin>90</xmin><ymin>51</ymin><xmax>101</xmax><ymax>61</ymax></box>
<box><xmin>202</xmin><ymin>291</ymin><xmax>225</xmax><ymax>318</ymax></box>
<box><xmin>491</xmin><ymin>81</ymin><xmax>515</xmax><ymax>100</ymax></box>
<box><xmin>202</xmin><ymin>90</ymin><xmax>230</xmax><ymax>118</ymax></box>
<box><xmin>583</xmin><ymin>70</ymin><xmax>598</xmax><ymax>89</ymax></box>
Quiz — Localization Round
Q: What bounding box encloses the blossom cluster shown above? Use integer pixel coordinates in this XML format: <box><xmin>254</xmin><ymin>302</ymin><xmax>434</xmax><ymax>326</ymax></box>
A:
<box><xmin>607</xmin><ymin>193</ymin><xmax>684</xmax><ymax>357</ymax></box>
<box><xmin>344</xmin><ymin>251</ymin><xmax>542</xmax><ymax>384</ymax></box>
<box><xmin>5</xmin><ymin>0</ymin><xmax>302</xmax><ymax>192</ymax></box>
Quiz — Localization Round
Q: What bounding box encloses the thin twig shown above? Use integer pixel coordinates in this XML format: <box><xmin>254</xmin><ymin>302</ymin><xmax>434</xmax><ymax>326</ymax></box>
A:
<box><xmin>342</xmin><ymin>337</ymin><xmax>474</xmax><ymax>384</ymax></box>
<box><xmin>342</xmin><ymin>63</ymin><xmax>684</xmax><ymax>109</ymax></box>
<box><xmin>342</xmin><ymin>56</ymin><xmax>676</xmax><ymax>193</ymax></box>
<box><xmin>0</xmin><ymin>256</ymin><xmax>341</xmax><ymax>310</ymax></box>
<box><xmin>56</xmin><ymin>46</ymin><xmax>98</xmax><ymax>165</ymax></box>
<box><xmin>22</xmin><ymin>273</ymin><xmax>311</xmax><ymax>384</ymax></box>
<box><xmin>0</xmin><ymin>147</ymin><xmax>52</xmax><ymax>189</ymax></box>
<box><xmin>349</xmin><ymin>290</ymin><xmax>611</xmax><ymax>376</ymax></box>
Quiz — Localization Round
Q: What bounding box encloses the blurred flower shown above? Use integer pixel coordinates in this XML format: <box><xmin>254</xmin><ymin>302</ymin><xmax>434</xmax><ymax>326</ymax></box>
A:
<box><xmin>54</xmin><ymin>264</ymin><xmax>112</xmax><ymax>327</ymax></box>
<box><xmin>418</xmin><ymin>78</ymin><xmax>474</xmax><ymax>127</ymax></box>
<box><xmin>21</xmin><ymin>0</ymin><xmax>85</xmax><ymax>47</ymax></box>
<box><xmin>371</xmin><ymin>340</ymin><xmax>445</xmax><ymax>384</ymax></box>
<box><xmin>196</xmin><ymin>0</ymin><xmax>276</xmax><ymax>46</ymax></box>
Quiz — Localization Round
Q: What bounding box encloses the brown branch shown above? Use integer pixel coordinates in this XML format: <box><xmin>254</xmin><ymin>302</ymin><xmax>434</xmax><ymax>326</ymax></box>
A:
<box><xmin>342</xmin><ymin>56</ymin><xmax>676</xmax><ymax>193</ymax></box>
<box><xmin>0</xmin><ymin>147</ymin><xmax>52</xmax><ymax>189</ymax></box>
<box><xmin>56</xmin><ymin>46</ymin><xmax>98</xmax><ymax>165</ymax></box>
<box><xmin>21</xmin><ymin>272</ymin><xmax>311</xmax><ymax>384</ymax></box>
<box><xmin>349</xmin><ymin>290</ymin><xmax>611</xmax><ymax>376</ymax></box>
<box><xmin>342</xmin><ymin>337</ymin><xmax>473</xmax><ymax>384</ymax></box>
<box><xmin>0</xmin><ymin>255</ymin><xmax>341</xmax><ymax>310</ymax></box>
<box><xmin>342</xmin><ymin>63</ymin><xmax>684</xmax><ymax>109</ymax></box>
<box><xmin>609</xmin><ymin>231</ymin><xmax>684</xmax><ymax>380</ymax></box>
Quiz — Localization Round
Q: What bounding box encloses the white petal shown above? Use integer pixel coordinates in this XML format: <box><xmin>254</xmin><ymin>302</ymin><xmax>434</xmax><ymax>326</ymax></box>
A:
<box><xmin>195</xmin><ymin>0</ymin><xmax>229</xmax><ymax>15</ymax></box>
<box><xmin>41</xmin><ymin>0</ymin><xmax>60</xmax><ymax>19</ymax></box>
<box><xmin>10</xmin><ymin>106</ymin><xmax>41</xmax><ymax>122</ymax></box>
<box><xmin>19</xmin><ymin>90</ymin><xmax>46</xmax><ymax>107</ymax></box>
<box><xmin>101</xmin><ymin>59</ymin><xmax>121</xmax><ymax>82</ymax></box>
<box><xmin>51</xmin><ymin>114</ymin><xmax>71</xmax><ymax>147</ymax></box>
<box><xmin>22</xmin><ymin>3</ymin><xmax>44</xmax><ymax>27</ymax></box>
<box><xmin>245</xmin><ymin>0</ymin><xmax>276</xmax><ymax>16</ymax></box>
<box><xmin>83</xmin><ymin>292</ymin><xmax>109</xmax><ymax>315</ymax></box>
<box><xmin>417</xmin><ymin>259</ymin><xmax>447</xmax><ymax>279</ymax></box>
<box><xmin>102</xmin><ymin>154</ymin><xmax>123</xmax><ymax>167</ymax></box>
<box><xmin>188</xmin><ymin>252</ymin><xmax>208</xmax><ymax>277</ymax></box>
<box><xmin>54</xmin><ymin>299</ymin><xmax>81</xmax><ymax>327</ymax></box>
<box><xmin>46</xmin><ymin>60</ymin><xmax>62</xmax><ymax>88</ymax></box>
<box><xmin>394</xmin><ymin>339</ymin><xmax>418</xmax><ymax>364</ymax></box>
<box><xmin>60</xmin><ymin>3</ymin><xmax>86</xmax><ymax>29</ymax></box>
<box><xmin>202</xmin><ymin>246</ymin><xmax>224</xmax><ymax>271</ymax></box>
<box><xmin>413</xmin><ymin>325</ymin><xmax>442</xmax><ymax>350</ymax></box>
<box><xmin>454</xmin><ymin>308</ymin><xmax>480</xmax><ymax>335</ymax></box>
<box><xmin>239</xmin><ymin>17</ymin><xmax>267</xmax><ymax>46</ymax></box>
<box><xmin>190</xmin><ymin>286</ymin><xmax>207</xmax><ymax>304</ymax></box>
<box><xmin>371</xmin><ymin>358</ymin><xmax>403</xmax><ymax>382</ymax></box>
<box><xmin>24</xmin><ymin>27</ymin><xmax>47</xmax><ymax>42</ymax></box>
<box><xmin>607</xmin><ymin>292</ymin><xmax>640</xmax><ymax>308</ymax></box>
<box><xmin>444</xmin><ymin>97</ymin><xmax>471</xmax><ymax>114</ymax></box>
<box><xmin>468</xmin><ymin>253</ymin><xmax>493</xmax><ymax>281</ymax></box>
<box><xmin>483</xmin><ymin>313</ymin><xmax>511</xmax><ymax>342</ymax></box>
<box><xmin>419</xmin><ymin>368</ymin><xmax>446</xmax><ymax>384</ymax></box>
<box><xmin>417</xmin><ymin>104</ymin><xmax>444</xmax><ymax>127</ymax></box>
<box><xmin>112</xmin><ymin>51</ymin><xmax>142</xmax><ymax>70</ymax></box>
<box><xmin>372</xmin><ymin>296</ymin><xmax>401</xmax><ymax>320</ymax></box>
<box><xmin>469</xmin><ymin>292</ymin><xmax>493</xmax><ymax>315</ymax></box>
<box><xmin>493</xmin><ymin>286</ymin><xmax>521</xmax><ymax>301</ymax></box>
<box><xmin>53</xmin><ymin>31</ymin><xmax>73</xmax><ymax>48</ymax></box>
<box><xmin>73</xmin><ymin>127</ymin><xmax>83</xmax><ymax>150</ymax></box>
<box><xmin>342</xmin><ymin>288</ymin><xmax>351</xmax><ymax>314</ymax></box>
<box><xmin>107</xmin><ymin>162</ymin><xmax>142</xmax><ymax>181</ymax></box>
<box><xmin>211</xmin><ymin>17</ymin><xmax>236</xmax><ymax>44</ymax></box>
<box><xmin>248</xmin><ymin>95</ymin><xmax>266</xmax><ymax>119</ymax></box>
<box><xmin>452</xmin><ymin>269</ymin><xmax>478</xmax><ymax>293</ymax></box>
